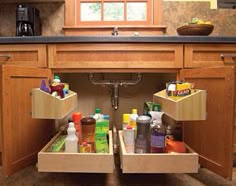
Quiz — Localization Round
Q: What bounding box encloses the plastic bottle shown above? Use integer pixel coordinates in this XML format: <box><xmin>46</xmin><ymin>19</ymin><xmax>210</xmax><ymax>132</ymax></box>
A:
<box><xmin>93</xmin><ymin>108</ymin><xmax>104</xmax><ymax>121</ymax></box>
<box><xmin>80</xmin><ymin>117</ymin><xmax>96</xmax><ymax>153</ymax></box>
<box><xmin>129</xmin><ymin>109</ymin><xmax>139</xmax><ymax>132</ymax></box>
<box><xmin>135</xmin><ymin>115</ymin><xmax>151</xmax><ymax>153</ymax></box>
<box><xmin>122</xmin><ymin>113</ymin><xmax>130</xmax><ymax>129</ymax></box>
<box><xmin>72</xmin><ymin>112</ymin><xmax>82</xmax><ymax>143</ymax></box>
<box><xmin>65</xmin><ymin>122</ymin><xmax>78</xmax><ymax>153</ymax></box>
<box><xmin>123</xmin><ymin>125</ymin><xmax>135</xmax><ymax>153</ymax></box>
<box><xmin>149</xmin><ymin>111</ymin><xmax>165</xmax><ymax>153</ymax></box>
<box><xmin>165</xmin><ymin>125</ymin><xmax>174</xmax><ymax>141</ymax></box>
<box><xmin>53</xmin><ymin>75</ymin><xmax>61</xmax><ymax>83</ymax></box>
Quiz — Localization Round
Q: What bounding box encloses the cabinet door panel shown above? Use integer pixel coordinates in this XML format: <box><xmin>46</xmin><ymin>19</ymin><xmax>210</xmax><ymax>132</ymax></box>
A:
<box><xmin>181</xmin><ymin>67</ymin><xmax>234</xmax><ymax>179</ymax></box>
<box><xmin>0</xmin><ymin>65</ymin><xmax>53</xmax><ymax>176</ymax></box>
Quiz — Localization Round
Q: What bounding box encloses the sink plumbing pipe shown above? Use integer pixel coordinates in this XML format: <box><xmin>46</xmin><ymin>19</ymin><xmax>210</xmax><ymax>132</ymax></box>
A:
<box><xmin>89</xmin><ymin>73</ymin><xmax>142</xmax><ymax>110</ymax></box>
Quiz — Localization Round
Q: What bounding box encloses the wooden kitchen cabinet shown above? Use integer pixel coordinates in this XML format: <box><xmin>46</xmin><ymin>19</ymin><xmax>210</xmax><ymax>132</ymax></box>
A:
<box><xmin>0</xmin><ymin>42</ymin><xmax>235</xmax><ymax>181</ymax></box>
<box><xmin>0</xmin><ymin>0</ymin><xmax>64</xmax><ymax>3</ymax></box>
<box><xmin>184</xmin><ymin>44</ymin><xmax>236</xmax><ymax>179</ymax></box>
<box><xmin>0</xmin><ymin>65</ymin><xmax>53</xmax><ymax>176</ymax></box>
<box><xmin>181</xmin><ymin>67</ymin><xmax>234</xmax><ymax>180</ymax></box>
<box><xmin>0</xmin><ymin>44</ymin><xmax>47</xmax><ymax>67</ymax></box>
<box><xmin>48</xmin><ymin>43</ymin><xmax>183</xmax><ymax>70</ymax></box>
<box><xmin>184</xmin><ymin>44</ymin><xmax>236</xmax><ymax>68</ymax></box>
<box><xmin>39</xmin><ymin>43</ymin><xmax>236</xmax><ymax>179</ymax></box>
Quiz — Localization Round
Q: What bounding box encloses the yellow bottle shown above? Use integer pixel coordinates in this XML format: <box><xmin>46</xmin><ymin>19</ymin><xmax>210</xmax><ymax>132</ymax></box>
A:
<box><xmin>122</xmin><ymin>113</ymin><xmax>130</xmax><ymax>129</ymax></box>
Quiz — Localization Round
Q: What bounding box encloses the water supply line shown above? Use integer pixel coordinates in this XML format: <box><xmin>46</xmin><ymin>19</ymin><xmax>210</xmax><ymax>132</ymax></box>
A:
<box><xmin>89</xmin><ymin>73</ymin><xmax>142</xmax><ymax>110</ymax></box>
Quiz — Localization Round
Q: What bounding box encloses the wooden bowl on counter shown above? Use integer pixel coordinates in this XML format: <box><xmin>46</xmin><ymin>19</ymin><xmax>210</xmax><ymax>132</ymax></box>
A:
<box><xmin>177</xmin><ymin>24</ymin><xmax>214</xmax><ymax>36</ymax></box>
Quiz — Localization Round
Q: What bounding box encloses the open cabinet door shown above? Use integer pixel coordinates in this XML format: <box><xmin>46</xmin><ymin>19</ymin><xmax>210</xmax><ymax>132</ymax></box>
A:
<box><xmin>180</xmin><ymin>67</ymin><xmax>234</xmax><ymax>180</ymax></box>
<box><xmin>0</xmin><ymin>65</ymin><xmax>53</xmax><ymax>176</ymax></box>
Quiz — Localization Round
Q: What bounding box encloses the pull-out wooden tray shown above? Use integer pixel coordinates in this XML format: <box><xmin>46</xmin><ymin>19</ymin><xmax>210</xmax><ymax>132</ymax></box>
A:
<box><xmin>32</xmin><ymin>88</ymin><xmax>78</xmax><ymax>119</ymax></box>
<box><xmin>118</xmin><ymin>130</ymin><xmax>198</xmax><ymax>173</ymax></box>
<box><xmin>38</xmin><ymin>131</ymin><xmax>114</xmax><ymax>173</ymax></box>
<box><xmin>153</xmin><ymin>89</ymin><xmax>206</xmax><ymax>121</ymax></box>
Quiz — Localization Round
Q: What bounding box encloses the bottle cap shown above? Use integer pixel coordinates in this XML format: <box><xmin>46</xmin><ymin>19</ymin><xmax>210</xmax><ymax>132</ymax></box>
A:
<box><xmin>136</xmin><ymin>115</ymin><xmax>151</xmax><ymax>124</ymax></box>
<box><xmin>53</xmin><ymin>75</ymin><xmax>61</xmax><ymax>83</ymax></box>
<box><xmin>72</xmin><ymin>112</ymin><xmax>82</xmax><ymax>123</ymax></box>
<box><xmin>95</xmin><ymin>108</ymin><xmax>101</xmax><ymax>114</ymax></box>
<box><xmin>123</xmin><ymin>113</ymin><xmax>130</xmax><ymax>123</ymax></box>
<box><xmin>103</xmin><ymin>114</ymin><xmax>110</xmax><ymax>120</ymax></box>
<box><xmin>132</xmin><ymin>109</ymin><xmax>137</xmax><ymax>114</ymax></box>
<box><xmin>126</xmin><ymin>125</ymin><xmax>133</xmax><ymax>130</ymax></box>
<box><xmin>81</xmin><ymin>117</ymin><xmax>96</xmax><ymax>125</ymax></box>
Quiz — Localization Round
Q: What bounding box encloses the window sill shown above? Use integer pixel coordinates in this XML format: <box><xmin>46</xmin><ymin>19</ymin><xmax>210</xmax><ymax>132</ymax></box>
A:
<box><xmin>63</xmin><ymin>25</ymin><xmax>167</xmax><ymax>36</ymax></box>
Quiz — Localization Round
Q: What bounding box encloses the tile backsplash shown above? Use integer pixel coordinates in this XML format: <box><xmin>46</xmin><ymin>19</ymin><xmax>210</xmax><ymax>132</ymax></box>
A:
<box><xmin>0</xmin><ymin>2</ymin><xmax>64</xmax><ymax>36</ymax></box>
<box><xmin>0</xmin><ymin>1</ymin><xmax>235</xmax><ymax>36</ymax></box>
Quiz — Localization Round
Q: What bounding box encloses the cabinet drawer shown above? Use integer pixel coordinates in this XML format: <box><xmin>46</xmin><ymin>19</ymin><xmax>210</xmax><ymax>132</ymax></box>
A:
<box><xmin>38</xmin><ymin>130</ymin><xmax>114</xmax><ymax>173</ymax></box>
<box><xmin>32</xmin><ymin>88</ymin><xmax>78</xmax><ymax>119</ymax></box>
<box><xmin>185</xmin><ymin>44</ymin><xmax>236</xmax><ymax>68</ymax></box>
<box><xmin>0</xmin><ymin>44</ymin><xmax>47</xmax><ymax>67</ymax></box>
<box><xmin>48</xmin><ymin>44</ymin><xmax>183</xmax><ymax>70</ymax></box>
<box><xmin>118</xmin><ymin>131</ymin><xmax>198</xmax><ymax>173</ymax></box>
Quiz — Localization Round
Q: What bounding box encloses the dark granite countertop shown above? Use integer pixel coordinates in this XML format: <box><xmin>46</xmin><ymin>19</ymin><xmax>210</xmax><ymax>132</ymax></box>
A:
<box><xmin>0</xmin><ymin>36</ymin><xmax>236</xmax><ymax>44</ymax></box>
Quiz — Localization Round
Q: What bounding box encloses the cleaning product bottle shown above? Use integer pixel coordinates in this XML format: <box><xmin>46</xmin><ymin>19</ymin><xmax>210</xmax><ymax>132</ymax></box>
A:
<box><xmin>129</xmin><ymin>109</ymin><xmax>139</xmax><ymax>135</ymax></box>
<box><xmin>81</xmin><ymin>117</ymin><xmax>96</xmax><ymax>153</ymax></box>
<box><xmin>65</xmin><ymin>122</ymin><xmax>78</xmax><ymax>153</ymax></box>
<box><xmin>122</xmin><ymin>113</ymin><xmax>130</xmax><ymax>129</ymax></box>
<box><xmin>72</xmin><ymin>112</ymin><xmax>82</xmax><ymax>143</ymax></box>
<box><xmin>135</xmin><ymin>115</ymin><xmax>151</xmax><ymax>153</ymax></box>
<box><xmin>93</xmin><ymin>108</ymin><xmax>104</xmax><ymax>121</ymax></box>
<box><xmin>149</xmin><ymin>111</ymin><xmax>165</xmax><ymax>153</ymax></box>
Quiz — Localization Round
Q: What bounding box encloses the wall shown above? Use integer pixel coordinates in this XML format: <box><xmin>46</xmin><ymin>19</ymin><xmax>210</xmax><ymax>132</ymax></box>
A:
<box><xmin>163</xmin><ymin>2</ymin><xmax>236</xmax><ymax>36</ymax></box>
<box><xmin>0</xmin><ymin>1</ymin><xmax>235</xmax><ymax>36</ymax></box>
<box><xmin>0</xmin><ymin>2</ymin><xmax>64</xmax><ymax>36</ymax></box>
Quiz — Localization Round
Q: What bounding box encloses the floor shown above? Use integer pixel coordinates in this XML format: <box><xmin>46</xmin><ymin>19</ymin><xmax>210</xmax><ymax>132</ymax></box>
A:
<box><xmin>1</xmin><ymin>157</ymin><xmax>236</xmax><ymax>186</ymax></box>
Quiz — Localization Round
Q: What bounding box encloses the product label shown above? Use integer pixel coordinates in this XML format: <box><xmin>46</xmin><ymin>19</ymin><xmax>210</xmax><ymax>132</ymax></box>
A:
<box><xmin>135</xmin><ymin>138</ymin><xmax>148</xmax><ymax>153</ymax></box>
<box><xmin>123</xmin><ymin>128</ymin><xmax>135</xmax><ymax>153</ymax></box>
<box><xmin>151</xmin><ymin>135</ymin><xmax>165</xmax><ymax>148</ymax></box>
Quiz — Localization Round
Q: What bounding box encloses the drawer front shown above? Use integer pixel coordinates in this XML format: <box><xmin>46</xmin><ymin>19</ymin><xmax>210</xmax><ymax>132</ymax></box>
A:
<box><xmin>0</xmin><ymin>44</ymin><xmax>47</xmax><ymax>67</ymax></box>
<box><xmin>185</xmin><ymin>44</ymin><xmax>236</xmax><ymax>68</ymax></box>
<box><xmin>119</xmin><ymin>131</ymin><xmax>198</xmax><ymax>173</ymax></box>
<box><xmin>48</xmin><ymin>44</ymin><xmax>183</xmax><ymax>70</ymax></box>
<box><xmin>38</xmin><ymin>131</ymin><xmax>114</xmax><ymax>173</ymax></box>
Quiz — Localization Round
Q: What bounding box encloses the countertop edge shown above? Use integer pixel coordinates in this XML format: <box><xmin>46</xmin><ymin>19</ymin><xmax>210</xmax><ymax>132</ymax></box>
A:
<box><xmin>0</xmin><ymin>36</ymin><xmax>236</xmax><ymax>44</ymax></box>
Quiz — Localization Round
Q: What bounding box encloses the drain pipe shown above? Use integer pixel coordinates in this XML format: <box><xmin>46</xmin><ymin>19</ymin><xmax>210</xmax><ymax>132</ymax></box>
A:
<box><xmin>89</xmin><ymin>73</ymin><xmax>142</xmax><ymax>110</ymax></box>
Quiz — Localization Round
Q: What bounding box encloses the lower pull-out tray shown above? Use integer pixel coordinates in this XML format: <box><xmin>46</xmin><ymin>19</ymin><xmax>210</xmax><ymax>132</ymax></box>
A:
<box><xmin>118</xmin><ymin>130</ymin><xmax>199</xmax><ymax>173</ymax></box>
<box><xmin>38</xmin><ymin>130</ymin><xmax>114</xmax><ymax>173</ymax></box>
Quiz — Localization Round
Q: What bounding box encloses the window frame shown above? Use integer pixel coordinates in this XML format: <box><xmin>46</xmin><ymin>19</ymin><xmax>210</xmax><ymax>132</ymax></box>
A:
<box><xmin>76</xmin><ymin>0</ymin><xmax>152</xmax><ymax>26</ymax></box>
<box><xmin>64</xmin><ymin>0</ymin><xmax>165</xmax><ymax>35</ymax></box>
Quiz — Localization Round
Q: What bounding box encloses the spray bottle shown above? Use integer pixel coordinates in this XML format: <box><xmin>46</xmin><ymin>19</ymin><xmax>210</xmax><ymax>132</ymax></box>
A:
<box><xmin>149</xmin><ymin>111</ymin><xmax>165</xmax><ymax>153</ymax></box>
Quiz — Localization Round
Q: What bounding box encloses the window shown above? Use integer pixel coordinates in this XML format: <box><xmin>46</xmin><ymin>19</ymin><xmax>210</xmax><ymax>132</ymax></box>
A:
<box><xmin>77</xmin><ymin>0</ymin><xmax>151</xmax><ymax>25</ymax></box>
<box><xmin>64</xmin><ymin>0</ymin><xmax>165</xmax><ymax>35</ymax></box>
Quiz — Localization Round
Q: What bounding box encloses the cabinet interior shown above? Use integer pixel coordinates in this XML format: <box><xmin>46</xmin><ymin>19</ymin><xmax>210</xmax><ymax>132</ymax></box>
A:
<box><xmin>57</xmin><ymin>72</ymin><xmax>177</xmax><ymax>130</ymax></box>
